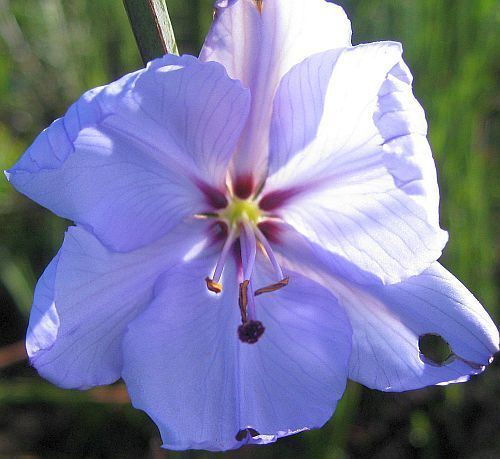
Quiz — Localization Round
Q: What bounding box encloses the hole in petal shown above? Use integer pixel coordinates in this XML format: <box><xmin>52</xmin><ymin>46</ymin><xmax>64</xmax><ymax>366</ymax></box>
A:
<box><xmin>418</xmin><ymin>334</ymin><xmax>452</xmax><ymax>366</ymax></box>
<box><xmin>235</xmin><ymin>428</ymin><xmax>260</xmax><ymax>441</ymax></box>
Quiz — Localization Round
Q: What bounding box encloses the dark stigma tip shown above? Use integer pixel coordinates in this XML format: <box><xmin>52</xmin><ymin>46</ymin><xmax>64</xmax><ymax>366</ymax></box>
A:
<box><xmin>238</xmin><ymin>320</ymin><xmax>265</xmax><ymax>344</ymax></box>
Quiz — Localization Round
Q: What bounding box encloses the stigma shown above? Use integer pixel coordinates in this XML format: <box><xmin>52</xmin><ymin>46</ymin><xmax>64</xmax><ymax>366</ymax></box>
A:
<box><xmin>203</xmin><ymin>193</ymin><xmax>288</xmax><ymax>344</ymax></box>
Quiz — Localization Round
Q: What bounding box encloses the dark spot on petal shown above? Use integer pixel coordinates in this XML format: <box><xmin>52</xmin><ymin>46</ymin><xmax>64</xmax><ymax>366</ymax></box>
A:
<box><xmin>238</xmin><ymin>320</ymin><xmax>265</xmax><ymax>344</ymax></box>
<box><xmin>196</xmin><ymin>180</ymin><xmax>228</xmax><ymax>209</ymax></box>
<box><xmin>235</xmin><ymin>428</ymin><xmax>260</xmax><ymax>441</ymax></box>
<box><xmin>418</xmin><ymin>334</ymin><xmax>452</xmax><ymax>366</ymax></box>
<box><xmin>259</xmin><ymin>187</ymin><xmax>302</xmax><ymax>211</ymax></box>
<box><xmin>208</xmin><ymin>189</ymin><xmax>229</xmax><ymax>209</ymax></box>
<box><xmin>234</xmin><ymin>174</ymin><xmax>254</xmax><ymax>199</ymax></box>
<box><xmin>257</xmin><ymin>220</ymin><xmax>283</xmax><ymax>244</ymax></box>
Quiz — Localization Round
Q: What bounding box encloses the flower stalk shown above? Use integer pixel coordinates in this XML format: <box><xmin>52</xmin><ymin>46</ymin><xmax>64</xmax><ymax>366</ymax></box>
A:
<box><xmin>123</xmin><ymin>0</ymin><xmax>178</xmax><ymax>65</ymax></box>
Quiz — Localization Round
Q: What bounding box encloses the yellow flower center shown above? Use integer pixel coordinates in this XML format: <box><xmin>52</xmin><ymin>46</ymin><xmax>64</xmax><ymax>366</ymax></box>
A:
<box><xmin>222</xmin><ymin>197</ymin><xmax>261</xmax><ymax>227</ymax></box>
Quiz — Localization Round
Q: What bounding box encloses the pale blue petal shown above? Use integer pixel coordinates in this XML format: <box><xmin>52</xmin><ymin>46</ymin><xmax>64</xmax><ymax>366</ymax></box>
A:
<box><xmin>258</xmin><ymin>220</ymin><xmax>381</xmax><ymax>286</ymax></box>
<box><xmin>27</xmin><ymin>222</ymin><xmax>210</xmax><ymax>389</ymax></box>
<box><xmin>264</xmin><ymin>42</ymin><xmax>448</xmax><ymax>284</ymax></box>
<box><xmin>267</xmin><ymin>219</ymin><xmax>497</xmax><ymax>390</ymax></box>
<box><xmin>122</xmin><ymin>253</ymin><xmax>351</xmax><ymax>451</ymax></box>
<box><xmin>267</xmin><ymin>48</ymin><xmax>343</xmax><ymax>177</ymax></box>
<box><xmin>7</xmin><ymin>69</ymin><xmax>140</xmax><ymax>174</ymax></box>
<box><xmin>239</xmin><ymin>258</ymin><xmax>351</xmax><ymax>447</ymax></box>
<box><xmin>7</xmin><ymin>55</ymin><xmax>250</xmax><ymax>252</ymax></box>
<box><xmin>291</xmin><ymin>261</ymin><xmax>498</xmax><ymax>391</ymax></box>
<box><xmin>26</xmin><ymin>253</ymin><xmax>60</xmax><ymax>358</ymax></box>
<box><xmin>200</xmin><ymin>0</ymin><xmax>351</xmax><ymax>183</ymax></box>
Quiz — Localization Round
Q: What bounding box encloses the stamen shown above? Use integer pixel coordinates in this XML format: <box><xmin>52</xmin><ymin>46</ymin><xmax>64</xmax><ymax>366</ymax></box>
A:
<box><xmin>238</xmin><ymin>280</ymin><xmax>249</xmax><ymax>323</ymax></box>
<box><xmin>206</xmin><ymin>226</ymin><xmax>238</xmax><ymax>293</ymax></box>
<box><xmin>239</xmin><ymin>280</ymin><xmax>258</xmax><ymax>323</ymax></box>
<box><xmin>240</xmin><ymin>219</ymin><xmax>257</xmax><ymax>280</ymax></box>
<box><xmin>194</xmin><ymin>213</ymin><xmax>219</xmax><ymax>219</ymax></box>
<box><xmin>205</xmin><ymin>278</ymin><xmax>223</xmax><ymax>294</ymax></box>
<box><xmin>239</xmin><ymin>220</ymin><xmax>258</xmax><ymax>321</ymax></box>
<box><xmin>238</xmin><ymin>281</ymin><xmax>263</xmax><ymax>343</ymax></box>
<box><xmin>254</xmin><ymin>225</ymin><xmax>284</xmax><ymax>280</ymax></box>
<box><xmin>254</xmin><ymin>277</ymin><xmax>289</xmax><ymax>296</ymax></box>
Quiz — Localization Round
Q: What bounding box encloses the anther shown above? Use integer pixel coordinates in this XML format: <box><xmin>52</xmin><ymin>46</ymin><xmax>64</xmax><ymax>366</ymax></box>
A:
<box><xmin>206</xmin><ymin>227</ymin><xmax>238</xmax><ymax>293</ymax></box>
<box><xmin>253</xmin><ymin>0</ymin><xmax>264</xmax><ymax>14</ymax></box>
<box><xmin>254</xmin><ymin>277</ymin><xmax>289</xmax><ymax>296</ymax></box>
<box><xmin>238</xmin><ymin>320</ymin><xmax>265</xmax><ymax>344</ymax></box>
<box><xmin>238</xmin><ymin>280</ymin><xmax>250</xmax><ymax>323</ymax></box>
<box><xmin>205</xmin><ymin>277</ymin><xmax>223</xmax><ymax>294</ymax></box>
<box><xmin>194</xmin><ymin>213</ymin><xmax>219</xmax><ymax>219</ymax></box>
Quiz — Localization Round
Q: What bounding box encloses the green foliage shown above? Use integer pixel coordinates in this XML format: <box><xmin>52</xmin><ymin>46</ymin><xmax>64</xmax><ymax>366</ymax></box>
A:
<box><xmin>0</xmin><ymin>0</ymin><xmax>498</xmax><ymax>457</ymax></box>
<box><xmin>124</xmin><ymin>0</ymin><xmax>178</xmax><ymax>63</ymax></box>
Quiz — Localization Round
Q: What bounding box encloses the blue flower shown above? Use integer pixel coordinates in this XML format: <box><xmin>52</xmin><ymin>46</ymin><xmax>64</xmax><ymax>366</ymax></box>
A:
<box><xmin>5</xmin><ymin>0</ymin><xmax>498</xmax><ymax>451</ymax></box>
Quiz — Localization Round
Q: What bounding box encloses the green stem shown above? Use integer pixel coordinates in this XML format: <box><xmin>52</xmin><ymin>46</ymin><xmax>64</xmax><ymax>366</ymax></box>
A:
<box><xmin>123</xmin><ymin>0</ymin><xmax>178</xmax><ymax>65</ymax></box>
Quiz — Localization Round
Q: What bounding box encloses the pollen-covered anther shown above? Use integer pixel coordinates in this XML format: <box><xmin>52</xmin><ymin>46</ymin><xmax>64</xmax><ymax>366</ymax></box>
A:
<box><xmin>254</xmin><ymin>277</ymin><xmax>289</xmax><ymax>296</ymax></box>
<box><xmin>205</xmin><ymin>277</ymin><xmax>223</xmax><ymax>294</ymax></box>
<box><xmin>238</xmin><ymin>320</ymin><xmax>265</xmax><ymax>344</ymax></box>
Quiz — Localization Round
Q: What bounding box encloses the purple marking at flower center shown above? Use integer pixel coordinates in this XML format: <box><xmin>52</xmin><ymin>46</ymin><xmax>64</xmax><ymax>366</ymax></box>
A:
<box><xmin>196</xmin><ymin>180</ymin><xmax>228</xmax><ymax>209</ymax></box>
<box><xmin>257</xmin><ymin>220</ymin><xmax>283</xmax><ymax>245</ymax></box>
<box><xmin>259</xmin><ymin>187</ymin><xmax>302</xmax><ymax>211</ymax></box>
<box><xmin>234</xmin><ymin>174</ymin><xmax>255</xmax><ymax>199</ymax></box>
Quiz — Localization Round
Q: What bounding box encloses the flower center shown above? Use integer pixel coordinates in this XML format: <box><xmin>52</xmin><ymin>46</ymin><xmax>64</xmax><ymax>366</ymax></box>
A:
<box><xmin>203</xmin><ymin>196</ymin><xmax>288</xmax><ymax>344</ymax></box>
<box><xmin>222</xmin><ymin>197</ymin><xmax>261</xmax><ymax>227</ymax></box>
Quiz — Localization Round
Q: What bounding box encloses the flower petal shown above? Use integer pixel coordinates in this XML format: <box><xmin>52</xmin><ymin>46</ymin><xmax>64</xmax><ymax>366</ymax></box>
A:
<box><xmin>26</xmin><ymin>254</ymin><xmax>61</xmax><ymax>358</ymax></box>
<box><xmin>345</xmin><ymin>263</ymin><xmax>499</xmax><ymax>390</ymax></box>
<box><xmin>258</xmin><ymin>219</ymin><xmax>381</xmax><ymax>286</ymax></box>
<box><xmin>284</xmin><ymin>259</ymin><xmax>498</xmax><ymax>391</ymax></box>
<box><xmin>26</xmin><ymin>222</ymin><xmax>209</xmax><ymax>389</ymax></box>
<box><xmin>7</xmin><ymin>55</ymin><xmax>250</xmax><ymax>251</ymax></box>
<box><xmin>200</xmin><ymin>0</ymin><xmax>351</xmax><ymax>184</ymax></box>
<box><xmin>239</xmin><ymin>258</ymin><xmax>351</xmax><ymax>446</ymax></box>
<box><xmin>122</xmin><ymin>253</ymin><xmax>351</xmax><ymax>451</ymax></box>
<box><xmin>264</xmin><ymin>43</ymin><xmax>448</xmax><ymax>283</ymax></box>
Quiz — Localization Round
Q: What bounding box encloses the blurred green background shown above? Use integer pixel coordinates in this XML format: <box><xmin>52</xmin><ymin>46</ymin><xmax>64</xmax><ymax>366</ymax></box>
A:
<box><xmin>0</xmin><ymin>0</ymin><xmax>498</xmax><ymax>457</ymax></box>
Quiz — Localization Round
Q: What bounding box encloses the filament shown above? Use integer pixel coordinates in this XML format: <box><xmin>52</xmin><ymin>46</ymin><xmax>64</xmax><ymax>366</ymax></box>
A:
<box><xmin>254</xmin><ymin>225</ymin><xmax>284</xmax><ymax>280</ymax></box>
